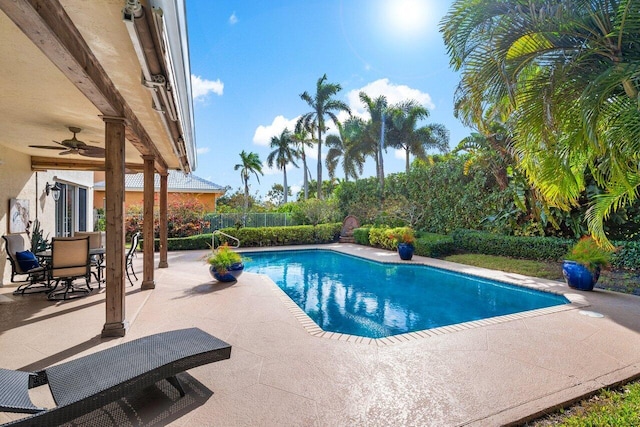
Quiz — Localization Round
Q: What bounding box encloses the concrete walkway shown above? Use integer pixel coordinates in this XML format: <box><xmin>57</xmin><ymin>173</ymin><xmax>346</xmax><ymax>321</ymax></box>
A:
<box><xmin>1</xmin><ymin>244</ymin><xmax>640</xmax><ymax>426</ymax></box>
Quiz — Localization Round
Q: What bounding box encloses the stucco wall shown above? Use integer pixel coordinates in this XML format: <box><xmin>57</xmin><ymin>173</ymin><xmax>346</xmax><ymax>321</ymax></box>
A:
<box><xmin>93</xmin><ymin>190</ymin><xmax>219</xmax><ymax>212</ymax></box>
<box><xmin>0</xmin><ymin>147</ymin><xmax>94</xmax><ymax>286</ymax></box>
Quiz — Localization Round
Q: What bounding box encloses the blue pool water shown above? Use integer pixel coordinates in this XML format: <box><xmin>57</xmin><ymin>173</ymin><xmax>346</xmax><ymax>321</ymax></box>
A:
<box><xmin>244</xmin><ymin>250</ymin><xmax>569</xmax><ymax>338</ymax></box>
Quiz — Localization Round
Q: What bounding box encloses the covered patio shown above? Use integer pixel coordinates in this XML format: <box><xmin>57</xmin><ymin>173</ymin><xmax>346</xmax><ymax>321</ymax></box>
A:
<box><xmin>2</xmin><ymin>245</ymin><xmax>640</xmax><ymax>426</ymax></box>
<box><xmin>0</xmin><ymin>0</ymin><xmax>196</xmax><ymax>337</ymax></box>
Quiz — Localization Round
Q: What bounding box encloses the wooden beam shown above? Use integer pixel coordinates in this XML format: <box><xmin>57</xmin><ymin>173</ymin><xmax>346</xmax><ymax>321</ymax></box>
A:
<box><xmin>101</xmin><ymin>116</ymin><xmax>128</xmax><ymax>338</ymax></box>
<box><xmin>0</xmin><ymin>0</ymin><xmax>168</xmax><ymax>174</ymax></box>
<box><xmin>158</xmin><ymin>173</ymin><xmax>168</xmax><ymax>268</ymax></box>
<box><xmin>31</xmin><ymin>156</ymin><xmax>144</xmax><ymax>172</ymax></box>
<box><xmin>141</xmin><ymin>155</ymin><xmax>156</xmax><ymax>290</ymax></box>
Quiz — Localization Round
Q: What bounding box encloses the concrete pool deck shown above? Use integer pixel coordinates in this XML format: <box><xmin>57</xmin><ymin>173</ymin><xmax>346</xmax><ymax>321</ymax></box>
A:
<box><xmin>1</xmin><ymin>243</ymin><xmax>640</xmax><ymax>426</ymax></box>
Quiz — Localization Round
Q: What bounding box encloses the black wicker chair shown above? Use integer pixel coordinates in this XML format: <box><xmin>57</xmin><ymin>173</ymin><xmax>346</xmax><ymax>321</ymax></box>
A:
<box><xmin>125</xmin><ymin>231</ymin><xmax>141</xmax><ymax>286</ymax></box>
<box><xmin>0</xmin><ymin>328</ymin><xmax>231</xmax><ymax>426</ymax></box>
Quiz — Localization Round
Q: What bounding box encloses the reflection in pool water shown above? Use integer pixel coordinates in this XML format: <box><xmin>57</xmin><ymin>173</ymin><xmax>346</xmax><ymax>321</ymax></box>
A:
<box><xmin>245</xmin><ymin>250</ymin><xmax>569</xmax><ymax>338</ymax></box>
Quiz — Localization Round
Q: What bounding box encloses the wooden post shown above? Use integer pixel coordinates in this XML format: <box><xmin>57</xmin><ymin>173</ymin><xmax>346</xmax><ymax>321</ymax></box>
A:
<box><xmin>141</xmin><ymin>155</ymin><xmax>155</xmax><ymax>289</ymax></box>
<box><xmin>101</xmin><ymin>116</ymin><xmax>128</xmax><ymax>337</ymax></box>
<box><xmin>158</xmin><ymin>173</ymin><xmax>168</xmax><ymax>268</ymax></box>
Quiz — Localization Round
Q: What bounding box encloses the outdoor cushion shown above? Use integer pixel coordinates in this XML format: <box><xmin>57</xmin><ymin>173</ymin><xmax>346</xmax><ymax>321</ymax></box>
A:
<box><xmin>15</xmin><ymin>251</ymin><xmax>39</xmax><ymax>271</ymax></box>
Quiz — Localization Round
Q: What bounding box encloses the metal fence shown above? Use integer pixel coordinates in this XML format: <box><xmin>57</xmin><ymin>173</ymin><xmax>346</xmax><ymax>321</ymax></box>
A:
<box><xmin>202</xmin><ymin>213</ymin><xmax>294</xmax><ymax>232</ymax></box>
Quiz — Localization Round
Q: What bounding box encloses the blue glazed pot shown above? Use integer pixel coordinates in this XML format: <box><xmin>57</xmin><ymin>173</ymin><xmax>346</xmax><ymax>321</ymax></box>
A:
<box><xmin>562</xmin><ymin>260</ymin><xmax>600</xmax><ymax>291</ymax></box>
<box><xmin>397</xmin><ymin>243</ymin><xmax>414</xmax><ymax>261</ymax></box>
<box><xmin>210</xmin><ymin>262</ymin><xmax>244</xmax><ymax>282</ymax></box>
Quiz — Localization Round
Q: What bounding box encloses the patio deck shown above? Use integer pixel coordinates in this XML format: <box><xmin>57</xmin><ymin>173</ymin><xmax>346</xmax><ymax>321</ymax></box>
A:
<box><xmin>1</xmin><ymin>243</ymin><xmax>640</xmax><ymax>426</ymax></box>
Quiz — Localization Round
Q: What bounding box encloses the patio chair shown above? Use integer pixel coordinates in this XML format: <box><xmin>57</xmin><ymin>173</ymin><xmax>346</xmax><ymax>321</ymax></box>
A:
<box><xmin>75</xmin><ymin>231</ymin><xmax>106</xmax><ymax>286</ymax></box>
<box><xmin>47</xmin><ymin>236</ymin><xmax>92</xmax><ymax>301</ymax></box>
<box><xmin>0</xmin><ymin>327</ymin><xmax>232</xmax><ymax>426</ymax></box>
<box><xmin>2</xmin><ymin>234</ymin><xmax>49</xmax><ymax>295</ymax></box>
<box><xmin>125</xmin><ymin>231</ymin><xmax>141</xmax><ymax>286</ymax></box>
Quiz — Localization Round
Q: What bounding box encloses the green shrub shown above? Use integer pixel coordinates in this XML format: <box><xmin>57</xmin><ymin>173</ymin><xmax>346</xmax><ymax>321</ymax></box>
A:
<box><xmin>414</xmin><ymin>233</ymin><xmax>456</xmax><ymax>258</ymax></box>
<box><xmin>452</xmin><ymin>229</ymin><xmax>572</xmax><ymax>260</ymax></box>
<box><xmin>353</xmin><ymin>227</ymin><xmax>370</xmax><ymax>245</ymax></box>
<box><xmin>611</xmin><ymin>240</ymin><xmax>640</xmax><ymax>270</ymax></box>
<box><xmin>368</xmin><ymin>226</ymin><xmax>394</xmax><ymax>250</ymax></box>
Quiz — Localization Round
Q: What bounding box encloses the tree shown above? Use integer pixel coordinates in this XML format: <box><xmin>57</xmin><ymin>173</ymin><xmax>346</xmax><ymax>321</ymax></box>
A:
<box><xmin>299</xmin><ymin>74</ymin><xmax>351</xmax><ymax>199</ymax></box>
<box><xmin>325</xmin><ymin>117</ymin><xmax>366</xmax><ymax>181</ymax></box>
<box><xmin>441</xmin><ymin>0</ymin><xmax>640</xmax><ymax>246</ymax></box>
<box><xmin>356</xmin><ymin>92</ymin><xmax>389</xmax><ymax>195</ymax></box>
<box><xmin>387</xmin><ymin>100</ymin><xmax>450</xmax><ymax>173</ymax></box>
<box><xmin>291</xmin><ymin>120</ymin><xmax>314</xmax><ymax>200</ymax></box>
<box><xmin>267</xmin><ymin>128</ymin><xmax>298</xmax><ymax>204</ymax></box>
<box><xmin>234</xmin><ymin>150</ymin><xmax>263</xmax><ymax>224</ymax></box>
<box><xmin>266</xmin><ymin>184</ymin><xmax>292</xmax><ymax>206</ymax></box>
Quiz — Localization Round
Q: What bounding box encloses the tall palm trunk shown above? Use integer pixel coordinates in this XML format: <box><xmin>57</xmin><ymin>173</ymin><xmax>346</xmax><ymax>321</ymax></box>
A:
<box><xmin>283</xmin><ymin>166</ymin><xmax>288</xmax><ymax>204</ymax></box>
<box><xmin>405</xmin><ymin>147</ymin><xmax>410</xmax><ymax>173</ymax></box>
<box><xmin>317</xmin><ymin>126</ymin><xmax>323</xmax><ymax>199</ymax></box>
<box><xmin>301</xmin><ymin>148</ymin><xmax>309</xmax><ymax>200</ymax></box>
<box><xmin>377</xmin><ymin>117</ymin><xmax>385</xmax><ymax>196</ymax></box>
<box><xmin>243</xmin><ymin>176</ymin><xmax>249</xmax><ymax>226</ymax></box>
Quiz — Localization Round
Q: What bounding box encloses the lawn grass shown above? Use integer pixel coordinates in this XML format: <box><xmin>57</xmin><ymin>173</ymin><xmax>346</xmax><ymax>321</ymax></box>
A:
<box><xmin>442</xmin><ymin>252</ymin><xmax>640</xmax><ymax>426</ymax></box>
<box><xmin>443</xmin><ymin>253</ymin><xmax>563</xmax><ymax>280</ymax></box>
<box><xmin>525</xmin><ymin>382</ymin><xmax>640</xmax><ymax>426</ymax></box>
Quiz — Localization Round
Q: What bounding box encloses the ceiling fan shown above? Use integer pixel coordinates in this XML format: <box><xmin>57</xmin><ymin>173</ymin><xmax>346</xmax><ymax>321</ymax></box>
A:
<box><xmin>29</xmin><ymin>126</ymin><xmax>105</xmax><ymax>158</ymax></box>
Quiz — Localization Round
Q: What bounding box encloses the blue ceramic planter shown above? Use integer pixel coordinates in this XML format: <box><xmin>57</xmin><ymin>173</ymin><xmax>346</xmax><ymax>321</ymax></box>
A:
<box><xmin>562</xmin><ymin>260</ymin><xmax>600</xmax><ymax>291</ymax></box>
<box><xmin>397</xmin><ymin>243</ymin><xmax>414</xmax><ymax>261</ymax></box>
<box><xmin>210</xmin><ymin>262</ymin><xmax>244</xmax><ymax>282</ymax></box>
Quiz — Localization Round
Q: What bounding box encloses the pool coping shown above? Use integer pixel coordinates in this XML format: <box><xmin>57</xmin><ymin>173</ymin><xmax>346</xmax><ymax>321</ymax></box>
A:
<box><xmin>239</xmin><ymin>243</ymin><xmax>589</xmax><ymax>345</ymax></box>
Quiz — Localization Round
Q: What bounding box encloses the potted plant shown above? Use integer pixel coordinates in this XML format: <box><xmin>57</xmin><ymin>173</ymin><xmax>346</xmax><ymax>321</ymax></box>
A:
<box><xmin>206</xmin><ymin>244</ymin><xmax>245</xmax><ymax>282</ymax></box>
<box><xmin>388</xmin><ymin>227</ymin><xmax>416</xmax><ymax>260</ymax></box>
<box><xmin>562</xmin><ymin>236</ymin><xmax>612</xmax><ymax>291</ymax></box>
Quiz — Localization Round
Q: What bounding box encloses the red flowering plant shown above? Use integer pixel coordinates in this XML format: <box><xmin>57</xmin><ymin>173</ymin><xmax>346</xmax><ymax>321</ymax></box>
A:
<box><xmin>565</xmin><ymin>236</ymin><xmax>612</xmax><ymax>272</ymax></box>
<box><xmin>387</xmin><ymin>227</ymin><xmax>416</xmax><ymax>248</ymax></box>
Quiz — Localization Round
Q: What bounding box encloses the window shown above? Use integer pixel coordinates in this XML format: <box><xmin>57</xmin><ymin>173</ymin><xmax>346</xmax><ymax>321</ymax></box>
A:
<box><xmin>55</xmin><ymin>183</ymin><xmax>88</xmax><ymax>236</ymax></box>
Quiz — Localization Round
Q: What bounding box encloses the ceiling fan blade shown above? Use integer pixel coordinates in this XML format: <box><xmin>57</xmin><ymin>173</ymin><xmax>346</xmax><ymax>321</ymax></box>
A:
<box><xmin>29</xmin><ymin>145</ymin><xmax>66</xmax><ymax>150</ymax></box>
<box><xmin>58</xmin><ymin>149</ymin><xmax>76</xmax><ymax>156</ymax></box>
<box><xmin>79</xmin><ymin>147</ymin><xmax>105</xmax><ymax>158</ymax></box>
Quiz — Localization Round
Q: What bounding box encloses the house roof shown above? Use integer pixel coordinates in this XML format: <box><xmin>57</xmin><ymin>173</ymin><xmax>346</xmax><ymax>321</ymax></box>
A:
<box><xmin>94</xmin><ymin>173</ymin><xmax>226</xmax><ymax>194</ymax></box>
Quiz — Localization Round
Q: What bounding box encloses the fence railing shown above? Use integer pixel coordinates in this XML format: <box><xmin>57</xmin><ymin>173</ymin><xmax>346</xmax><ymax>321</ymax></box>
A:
<box><xmin>203</xmin><ymin>213</ymin><xmax>294</xmax><ymax>232</ymax></box>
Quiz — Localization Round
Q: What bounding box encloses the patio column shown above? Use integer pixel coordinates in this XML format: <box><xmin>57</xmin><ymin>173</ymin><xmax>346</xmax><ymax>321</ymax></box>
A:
<box><xmin>102</xmin><ymin>116</ymin><xmax>128</xmax><ymax>337</ymax></box>
<box><xmin>158</xmin><ymin>172</ymin><xmax>168</xmax><ymax>268</ymax></box>
<box><xmin>141</xmin><ymin>155</ymin><xmax>155</xmax><ymax>290</ymax></box>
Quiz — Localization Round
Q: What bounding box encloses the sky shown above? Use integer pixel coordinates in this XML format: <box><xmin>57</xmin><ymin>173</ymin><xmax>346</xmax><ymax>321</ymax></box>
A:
<box><xmin>186</xmin><ymin>0</ymin><xmax>468</xmax><ymax>201</ymax></box>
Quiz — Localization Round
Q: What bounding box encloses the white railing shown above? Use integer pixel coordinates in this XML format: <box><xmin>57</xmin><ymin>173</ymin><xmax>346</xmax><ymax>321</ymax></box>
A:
<box><xmin>212</xmin><ymin>230</ymin><xmax>240</xmax><ymax>249</ymax></box>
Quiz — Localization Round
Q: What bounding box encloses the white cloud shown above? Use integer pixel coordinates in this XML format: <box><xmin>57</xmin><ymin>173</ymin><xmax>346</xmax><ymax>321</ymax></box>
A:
<box><xmin>229</xmin><ymin>12</ymin><xmax>238</xmax><ymax>25</ymax></box>
<box><xmin>191</xmin><ymin>75</ymin><xmax>224</xmax><ymax>100</ymax></box>
<box><xmin>197</xmin><ymin>146</ymin><xmax>210</xmax><ymax>155</ymax></box>
<box><xmin>346</xmin><ymin>78</ymin><xmax>435</xmax><ymax>119</ymax></box>
<box><xmin>252</xmin><ymin>115</ymin><xmax>300</xmax><ymax>146</ymax></box>
<box><xmin>394</xmin><ymin>148</ymin><xmax>405</xmax><ymax>160</ymax></box>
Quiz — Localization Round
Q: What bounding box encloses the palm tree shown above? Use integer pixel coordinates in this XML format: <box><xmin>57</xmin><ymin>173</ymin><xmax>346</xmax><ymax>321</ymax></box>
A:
<box><xmin>234</xmin><ymin>150</ymin><xmax>263</xmax><ymax>224</ymax></box>
<box><xmin>267</xmin><ymin>128</ymin><xmax>298</xmax><ymax>204</ymax></box>
<box><xmin>299</xmin><ymin>74</ymin><xmax>351</xmax><ymax>199</ymax></box>
<box><xmin>292</xmin><ymin>119</ymin><xmax>314</xmax><ymax>200</ymax></box>
<box><xmin>325</xmin><ymin>117</ymin><xmax>366</xmax><ymax>181</ymax></box>
<box><xmin>441</xmin><ymin>0</ymin><xmax>640</xmax><ymax>246</ymax></box>
<box><xmin>387</xmin><ymin>100</ymin><xmax>450</xmax><ymax>173</ymax></box>
<box><xmin>357</xmin><ymin>92</ymin><xmax>389</xmax><ymax>193</ymax></box>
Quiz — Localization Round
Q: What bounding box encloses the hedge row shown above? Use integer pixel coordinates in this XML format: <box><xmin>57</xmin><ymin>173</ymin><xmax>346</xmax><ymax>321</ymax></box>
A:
<box><xmin>141</xmin><ymin>223</ymin><xmax>342</xmax><ymax>251</ymax></box>
<box><xmin>353</xmin><ymin>226</ymin><xmax>456</xmax><ymax>258</ymax></box>
<box><xmin>452</xmin><ymin>229</ymin><xmax>640</xmax><ymax>269</ymax></box>
<box><xmin>451</xmin><ymin>229</ymin><xmax>572</xmax><ymax>261</ymax></box>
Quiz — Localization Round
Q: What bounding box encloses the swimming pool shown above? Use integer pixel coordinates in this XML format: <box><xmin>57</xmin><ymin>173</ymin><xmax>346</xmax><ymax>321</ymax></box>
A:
<box><xmin>244</xmin><ymin>250</ymin><xmax>569</xmax><ymax>338</ymax></box>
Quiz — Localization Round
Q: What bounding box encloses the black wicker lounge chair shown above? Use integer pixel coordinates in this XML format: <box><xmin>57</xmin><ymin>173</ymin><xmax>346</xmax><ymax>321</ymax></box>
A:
<box><xmin>0</xmin><ymin>328</ymin><xmax>231</xmax><ymax>426</ymax></box>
